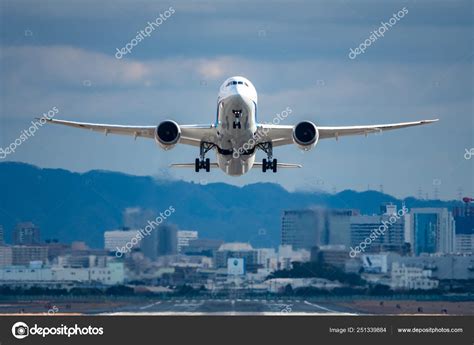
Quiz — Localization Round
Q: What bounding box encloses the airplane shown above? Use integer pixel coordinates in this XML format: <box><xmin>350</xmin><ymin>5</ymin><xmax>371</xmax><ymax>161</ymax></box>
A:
<box><xmin>44</xmin><ymin>76</ymin><xmax>438</xmax><ymax>176</ymax></box>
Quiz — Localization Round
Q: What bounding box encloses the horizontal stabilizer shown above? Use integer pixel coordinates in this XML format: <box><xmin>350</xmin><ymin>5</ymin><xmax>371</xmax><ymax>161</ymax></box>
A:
<box><xmin>170</xmin><ymin>162</ymin><xmax>302</xmax><ymax>169</ymax></box>
<box><xmin>170</xmin><ymin>163</ymin><xmax>219</xmax><ymax>168</ymax></box>
<box><xmin>252</xmin><ymin>162</ymin><xmax>302</xmax><ymax>168</ymax></box>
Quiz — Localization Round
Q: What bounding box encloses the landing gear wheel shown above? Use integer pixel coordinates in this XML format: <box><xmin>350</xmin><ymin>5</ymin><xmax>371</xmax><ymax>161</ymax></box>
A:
<box><xmin>258</xmin><ymin>142</ymin><xmax>277</xmax><ymax>174</ymax></box>
<box><xmin>195</xmin><ymin>142</ymin><xmax>216</xmax><ymax>173</ymax></box>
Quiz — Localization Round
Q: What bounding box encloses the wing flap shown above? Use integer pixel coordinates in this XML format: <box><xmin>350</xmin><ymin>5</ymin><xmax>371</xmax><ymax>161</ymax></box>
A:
<box><xmin>256</xmin><ymin>119</ymin><xmax>438</xmax><ymax>146</ymax></box>
<box><xmin>44</xmin><ymin>118</ymin><xmax>218</xmax><ymax>146</ymax></box>
<box><xmin>44</xmin><ymin>118</ymin><xmax>156</xmax><ymax>139</ymax></box>
<box><xmin>318</xmin><ymin>119</ymin><xmax>438</xmax><ymax>140</ymax></box>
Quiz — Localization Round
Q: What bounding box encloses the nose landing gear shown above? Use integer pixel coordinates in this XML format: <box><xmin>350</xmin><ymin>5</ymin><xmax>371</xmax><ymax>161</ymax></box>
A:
<box><xmin>232</xmin><ymin>110</ymin><xmax>242</xmax><ymax>129</ymax></box>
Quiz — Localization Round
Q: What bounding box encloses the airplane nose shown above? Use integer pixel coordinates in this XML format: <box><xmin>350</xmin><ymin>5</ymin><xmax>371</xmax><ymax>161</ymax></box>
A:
<box><xmin>228</xmin><ymin>93</ymin><xmax>246</xmax><ymax>104</ymax></box>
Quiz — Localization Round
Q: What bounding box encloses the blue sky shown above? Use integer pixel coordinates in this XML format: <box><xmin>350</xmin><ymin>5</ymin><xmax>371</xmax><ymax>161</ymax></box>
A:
<box><xmin>0</xmin><ymin>0</ymin><xmax>472</xmax><ymax>200</ymax></box>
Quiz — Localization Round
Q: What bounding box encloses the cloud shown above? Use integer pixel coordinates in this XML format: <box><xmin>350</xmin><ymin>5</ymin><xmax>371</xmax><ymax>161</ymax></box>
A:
<box><xmin>1</xmin><ymin>46</ymin><xmax>150</xmax><ymax>87</ymax></box>
<box><xmin>1</xmin><ymin>45</ymin><xmax>471</xmax><ymax>122</ymax></box>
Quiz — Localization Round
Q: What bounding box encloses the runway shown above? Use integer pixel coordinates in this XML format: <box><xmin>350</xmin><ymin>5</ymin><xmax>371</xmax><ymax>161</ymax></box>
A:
<box><xmin>100</xmin><ymin>298</ymin><xmax>359</xmax><ymax>315</ymax></box>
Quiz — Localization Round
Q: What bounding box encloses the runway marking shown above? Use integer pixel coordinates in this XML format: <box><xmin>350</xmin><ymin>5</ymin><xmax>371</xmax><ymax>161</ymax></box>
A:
<box><xmin>303</xmin><ymin>301</ymin><xmax>357</xmax><ymax>315</ymax></box>
<box><xmin>139</xmin><ymin>301</ymin><xmax>161</xmax><ymax>310</ymax></box>
<box><xmin>303</xmin><ymin>301</ymin><xmax>338</xmax><ymax>313</ymax></box>
<box><xmin>101</xmin><ymin>311</ymin><xmax>353</xmax><ymax>316</ymax></box>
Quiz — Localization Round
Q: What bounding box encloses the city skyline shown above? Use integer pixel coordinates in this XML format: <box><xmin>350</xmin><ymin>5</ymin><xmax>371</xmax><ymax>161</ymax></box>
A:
<box><xmin>1</xmin><ymin>200</ymin><xmax>470</xmax><ymax>254</ymax></box>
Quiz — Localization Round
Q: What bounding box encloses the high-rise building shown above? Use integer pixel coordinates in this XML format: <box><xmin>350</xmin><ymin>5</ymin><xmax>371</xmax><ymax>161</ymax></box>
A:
<box><xmin>278</xmin><ymin>245</ymin><xmax>310</xmax><ymax>270</ymax></box>
<box><xmin>104</xmin><ymin>229</ymin><xmax>140</xmax><ymax>252</ymax></box>
<box><xmin>410</xmin><ymin>208</ymin><xmax>455</xmax><ymax>255</ymax></box>
<box><xmin>281</xmin><ymin>208</ymin><xmax>356</xmax><ymax>250</ymax></box>
<box><xmin>257</xmin><ymin>248</ymin><xmax>277</xmax><ymax>270</ymax></box>
<box><xmin>215</xmin><ymin>242</ymin><xmax>258</xmax><ymax>272</ymax></box>
<box><xmin>452</xmin><ymin>203</ymin><xmax>474</xmax><ymax>253</ymax></box>
<box><xmin>158</xmin><ymin>224</ymin><xmax>178</xmax><ymax>256</ymax></box>
<box><xmin>13</xmin><ymin>222</ymin><xmax>40</xmax><ymax>245</ymax></box>
<box><xmin>350</xmin><ymin>205</ymin><xmax>406</xmax><ymax>254</ymax></box>
<box><xmin>183</xmin><ymin>238</ymin><xmax>223</xmax><ymax>257</ymax></box>
<box><xmin>0</xmin><ymin>246</ymin><xmax>13</xmax><ymax>266</ymax></box>
<box><xmin>310</xmin><ymin>245</ymin><xmax>348</xmax><ymax>269</ymax></box>
<box><xmin>177</xmin><ymin>230</ymin><xmax>198</xmax><ymax>253</ymax></box>
<box><xmin>141</xmin><ymin>224</ymin><xmax>178</xmax><ymax>260</ymax></box>
<box><xmin>12</xmin><ymin>245</ymin><xmax>48</xmax><ymax>265</ymax></box>
<box><xmin>455</xmin><ymin>234</ymin><xmax>474</xmax><ymax>253</ymax></box>
<box><xmin>452</xmin><ymin>203</ymin><xmax>474</xmax><ymax>218</ymax></box>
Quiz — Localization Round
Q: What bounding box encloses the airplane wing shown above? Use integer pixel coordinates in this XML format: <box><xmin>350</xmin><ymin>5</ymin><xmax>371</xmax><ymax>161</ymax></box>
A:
<box><xmin>44</xmin><ymin>118</ymin><xmax>217</xmax><ymax>147</ymax></box>
<box><xmin>316</xmin><ymin>119</ymin><xmax>439</xmax><ymax>140</ymax></box>
<box><xmin>256</xmin><ymin>119</ymin><xmax>438</xmax><ymax>146</ymax></box>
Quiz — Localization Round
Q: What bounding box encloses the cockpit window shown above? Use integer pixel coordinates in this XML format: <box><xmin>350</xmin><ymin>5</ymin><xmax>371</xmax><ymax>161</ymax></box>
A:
<box><xmin>226</xmin><ymin>80</ymin><xmax>249</xmax><ymax>87</ymax></box>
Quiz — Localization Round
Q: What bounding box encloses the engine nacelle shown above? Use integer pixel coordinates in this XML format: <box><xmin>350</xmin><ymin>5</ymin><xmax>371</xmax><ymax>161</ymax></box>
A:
<box><xmin>155</xmin><ymin>120</ymin><xmax>181</xmax><ymax>150</ymax></box>
<box><xmin>292</xmin><ymin>121</ymin><xmax>319</xmax><ymax>151</ymax></box>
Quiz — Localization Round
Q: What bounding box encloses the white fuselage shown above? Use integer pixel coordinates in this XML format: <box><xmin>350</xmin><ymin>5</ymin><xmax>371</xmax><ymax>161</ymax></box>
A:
<box><xmin>215</xmin><ymin>76</ymin><xmax>259</xmax><ymax>176</ymax></box>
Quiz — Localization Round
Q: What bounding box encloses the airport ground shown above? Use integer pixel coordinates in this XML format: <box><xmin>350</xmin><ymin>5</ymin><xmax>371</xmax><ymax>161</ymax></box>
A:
<box><xmin>1</xmin><ymin>297</ymin><xmax>473</xmax><ymax>315</ymax></box>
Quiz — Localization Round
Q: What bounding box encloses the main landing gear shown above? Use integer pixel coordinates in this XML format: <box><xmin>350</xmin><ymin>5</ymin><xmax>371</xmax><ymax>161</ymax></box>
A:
<box><xmin>195</xmin><ymin>158</ymin><xmax>210</xmax><ymax>172</ymax></box>
<box><xmin>258</xmin><ymin>142</ymin><xmax>277</xmax><ymax>173</ymax></box>
<box><xmin>195</xmin><ymin>142</ymin><xmax>215</xmax><ymax>172</ymax></box>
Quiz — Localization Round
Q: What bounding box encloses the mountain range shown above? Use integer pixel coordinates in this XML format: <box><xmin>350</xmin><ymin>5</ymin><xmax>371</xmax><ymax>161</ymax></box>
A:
<box><xmin>0</xmin><ymin>162</ymin><xmax>462</xmax><ymax>248</ymax></box>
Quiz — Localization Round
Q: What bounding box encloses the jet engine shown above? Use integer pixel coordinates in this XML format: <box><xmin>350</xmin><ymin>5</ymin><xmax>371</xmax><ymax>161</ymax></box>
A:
<box><xmin>155</xmin><ymin>120</ymin><xmax>181</xmax><ymax>150</ymax></box>
<box><xmin>292</xmin><ymin>121</ymin><xmax>319</xmax><ymax>151</ymax></box>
